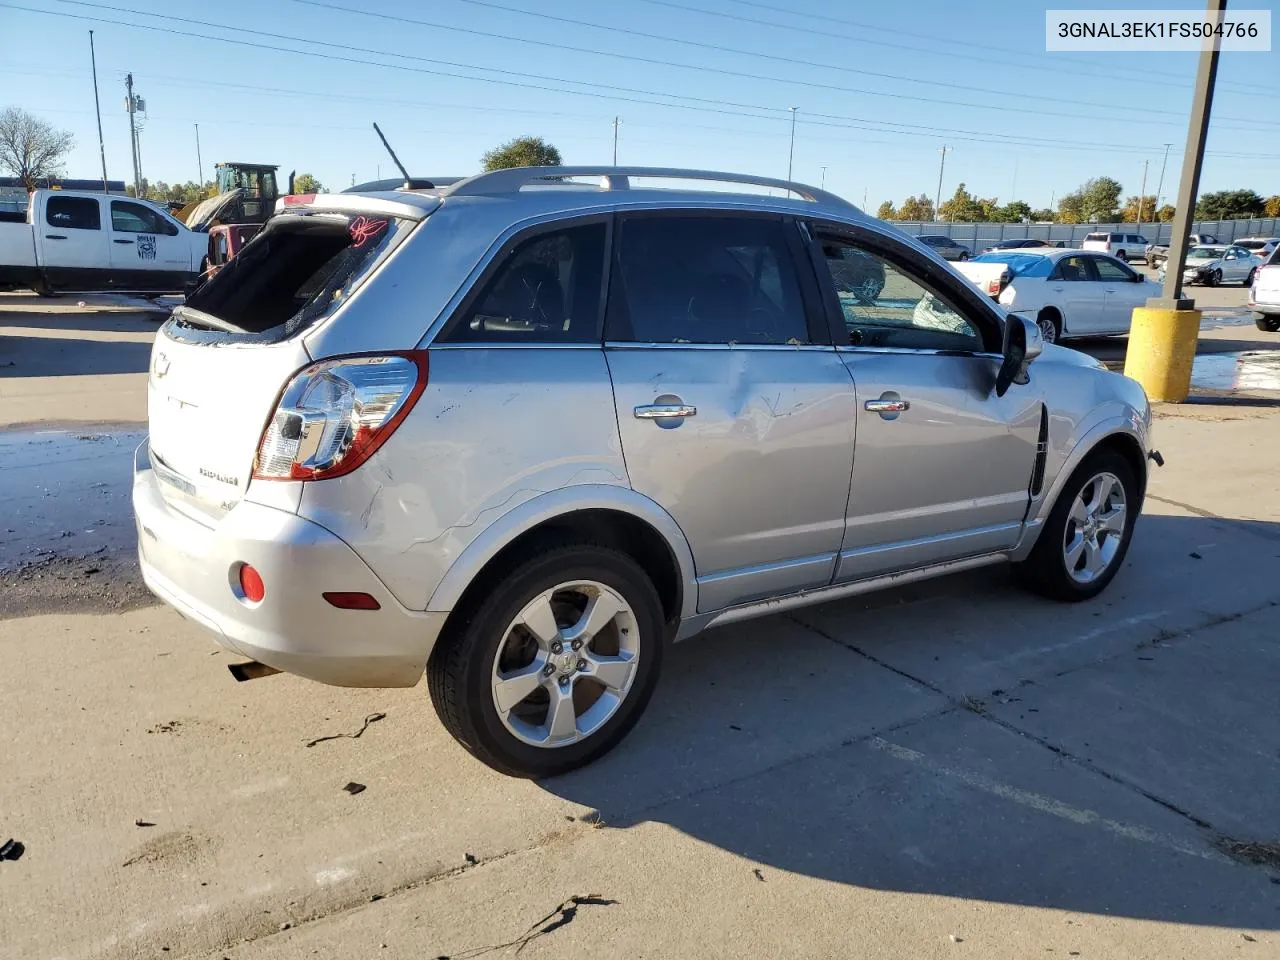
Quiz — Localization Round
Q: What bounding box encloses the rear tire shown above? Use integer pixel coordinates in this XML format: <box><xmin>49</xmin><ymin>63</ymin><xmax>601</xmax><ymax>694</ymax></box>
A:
<box><xmin>1244</xmin><ymin>267</ymin><xmax>1257</xmax><ymax>287</ymax></box>
<box><xmin>1036</xmin><ymin>308</ymin><xmax>1062</xmax><ymax>345</ymax></box>
<box><xmin>427</xmin><ymin>541</ymin><xmax>665</xmax><ymax>778</ymax></box>
<box><xmin>958</xmin><ymin>251</ymin><xmax>969</xmax><ymax>261</ymax></box>
<box><xmin>1014</xmin><ymin>449</ymin><xmax>1139</xmax><ymax>602</ymax></box>
<box><xmin>1256</xmin><ymin>316</ymin><xmax>1280</xmax><ymax>333</ymax></box>
<box><xmin>1115</xmin><ymin>250</ymin><xmax>1127</xmax><ymax>262</ymax></box>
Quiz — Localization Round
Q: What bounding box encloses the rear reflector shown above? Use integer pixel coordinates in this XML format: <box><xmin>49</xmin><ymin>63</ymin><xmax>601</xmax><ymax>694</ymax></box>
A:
<box><xmin>323</xmin><ymin>591</ymin><xmax>381</xmax><ymax>610</ymax></box>
<box><xmin>238</xmin><ymin>564</ymin><xmax>266</xmax><ymax>603</ymax></box>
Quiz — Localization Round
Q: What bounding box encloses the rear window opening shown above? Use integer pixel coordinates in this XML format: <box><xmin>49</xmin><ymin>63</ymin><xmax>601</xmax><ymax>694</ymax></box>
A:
<box><xmin>175</xmin><ymin>212</ymin><xmax>407</xmax><ymax>339</ymax></box>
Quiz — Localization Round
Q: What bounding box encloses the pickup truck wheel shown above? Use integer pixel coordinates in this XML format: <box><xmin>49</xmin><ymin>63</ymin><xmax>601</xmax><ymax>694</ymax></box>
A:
<box><xmin>1035</xmin><ymin>309</ymin><xmax>1061</xmax><ymax>345</ymax></box>
<box><xmin>427</xmin><ymin>542</ymin><xmax>664</xmax><ymax>778</ymax></box>
<box><xmin>1015</xmin><ymin>449</ymin><xmax>1138</xmax><ymax>602</ymax></box>
<box><xmin>1256</xmin><ymin>316</ymin><xmax>1280</xmax><ymax>333</ymax></box>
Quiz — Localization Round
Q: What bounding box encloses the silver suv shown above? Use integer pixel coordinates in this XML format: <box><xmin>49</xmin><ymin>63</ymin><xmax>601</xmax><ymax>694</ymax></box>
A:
<box><xmin>133</xmin><ymin>167</ymin><xmax>1157</xmax><ymax>777</ymax></box>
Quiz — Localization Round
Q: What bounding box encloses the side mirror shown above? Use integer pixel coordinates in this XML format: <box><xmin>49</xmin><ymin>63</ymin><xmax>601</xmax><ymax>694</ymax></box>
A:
<box><xmin>1132</xmin><ymin>272</ymin><xmax>1144</xmax><ymax>282</ymax></box>
<box><xmin>995</xmin><ymin>314</ymin><xmax>1043</xmax><ymax>397</ymax></box>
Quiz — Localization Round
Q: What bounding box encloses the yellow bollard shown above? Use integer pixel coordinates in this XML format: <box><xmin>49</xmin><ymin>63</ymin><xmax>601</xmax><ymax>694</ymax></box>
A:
<box><xmin>1123</xmin><ymin>306</ymin><xmax>1202</xmax><ymax>403</ymax></box>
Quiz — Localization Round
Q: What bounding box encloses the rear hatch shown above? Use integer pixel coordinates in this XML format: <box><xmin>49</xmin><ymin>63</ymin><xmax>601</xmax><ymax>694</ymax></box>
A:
<box><xmin>146</xmin><ymin>196</ymin><xmax>427</xmax><ymax>521</ymax></box>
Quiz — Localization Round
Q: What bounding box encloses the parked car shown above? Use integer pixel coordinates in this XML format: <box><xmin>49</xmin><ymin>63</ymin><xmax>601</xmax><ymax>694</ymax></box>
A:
<box><xmin>1234</xmin><ymin>236</ymin><xmax>1280</xmax><ymax>259</ymax></box>
<box><xmin>959</xmin><ymin>249</ymin><xmax>1161</xmax><ymax>344</ymax></box>
<box><xmin>0</xmin><ymin>189</ymin><xmax>214</xmax><ymax>295</ymax></box>
<box><xmin>1248</xmin><ymin>245</ymin><xmax>1280</xmax><ymax>332</ymax></box>
<box><xmin>1082</xmin><ymin>232</ymin><xmax>1149</xmax><ymax>262</ymax></box>
<box><xmin>980</xmin><ymin>238</ymin><xmax>1054</xmax><ymax>254</ymax></box>
<box><xmin>1156</xmin><ymin>244</ymin><xmax>1263</xmax><ymax>287</ymax></box>
<box><xmin>133</xmin><ymin>166</ymin><xmax>1157</xmax><ymax>777</ymax></box>
<box><xmin>914</xmin><ymin>234</ymin><xmax>971</xmax><ymax>261</ymax></box>
<box><xmin>1145</xmin><ymin>233</ymin><xmax>1218</xmax><ymax>267</ymax></box>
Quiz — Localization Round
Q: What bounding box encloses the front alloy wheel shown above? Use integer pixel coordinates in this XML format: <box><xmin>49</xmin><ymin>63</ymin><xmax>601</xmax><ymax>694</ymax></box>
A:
<box><xmin>1036</xmin><ymin>313</ymin><xmax>1059</xmax><ymax>345</ymax></box>
<box><xmin>1062</xmin><ymin>473</ymin><xmax>1127</xmax><ymax>585</ymax></box>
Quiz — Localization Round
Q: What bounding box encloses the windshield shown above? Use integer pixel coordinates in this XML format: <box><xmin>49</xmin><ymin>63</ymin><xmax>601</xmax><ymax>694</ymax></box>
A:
<box><xmin>971</xmin><ymin>252</ymin><xmax>1052</xmax><ymax>277</ymax></box>
<box><xmin>1186</xmin><ymin>247</ymin><xmax>1222</xmax><ymax>260</ymax></box>
<box><xmin>1236</xmin><ymin>240</ymin><xmax>1270</xmax><ymax>250</ymax></box>
<box><xmin>175</xmin><ymin>211</ymin><xmax>411</xmax><ymax>339</ymax></box>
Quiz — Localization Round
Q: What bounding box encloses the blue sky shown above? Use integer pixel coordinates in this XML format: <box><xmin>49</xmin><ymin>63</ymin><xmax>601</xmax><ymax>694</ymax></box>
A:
<box><xmin>1</xmin><ymin>0</ymin><xmax>1276</xmax><ymax>211</ymax></box>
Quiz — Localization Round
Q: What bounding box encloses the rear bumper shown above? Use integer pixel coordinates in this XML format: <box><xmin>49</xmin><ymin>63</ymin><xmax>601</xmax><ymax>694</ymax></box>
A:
<box><xmin>1249</xmin><ymin>298</ymin><xmax>1280</xmax><ymax>316</ymax></box>
<box><xmin>132</xmin><ymin>439</ymin><xmax>446</xmax><ymax>687</ymax></box>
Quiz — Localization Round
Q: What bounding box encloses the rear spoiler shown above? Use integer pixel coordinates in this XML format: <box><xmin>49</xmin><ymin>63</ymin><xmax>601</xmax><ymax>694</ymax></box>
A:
<box><xmin>272</xmin><ymin>192</ymin><xmax>440</xmax><ymax>221</ymax></box>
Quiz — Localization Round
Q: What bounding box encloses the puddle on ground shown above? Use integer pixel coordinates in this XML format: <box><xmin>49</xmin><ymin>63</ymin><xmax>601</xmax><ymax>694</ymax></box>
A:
<box><xmin>1191</xmin><ymin>351</ymin><xmax>1280</xmax><ymax>393</ymax></box>
<box><xmin>0</xmin><ymin>429</ymin><xmax>144</xmax><ymax>570</ymax></box>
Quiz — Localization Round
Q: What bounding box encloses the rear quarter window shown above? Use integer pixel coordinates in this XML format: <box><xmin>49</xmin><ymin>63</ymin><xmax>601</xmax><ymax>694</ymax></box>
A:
<box><xmin>1084</xmin><ymin>233</ymin><xmax>1107</xmax><ymax>242</ymax></box>
<box><xmin>45</xmin><ymin>196</ymin><xmax>101</xmax><ymax>230</ymax></box>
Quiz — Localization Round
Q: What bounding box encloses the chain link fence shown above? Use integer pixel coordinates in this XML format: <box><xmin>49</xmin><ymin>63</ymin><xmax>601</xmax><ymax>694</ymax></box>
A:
<box><xmin>894</xmin><ymin>216</ymin><xmax>1280</xmax><ymax>253</ymax></box>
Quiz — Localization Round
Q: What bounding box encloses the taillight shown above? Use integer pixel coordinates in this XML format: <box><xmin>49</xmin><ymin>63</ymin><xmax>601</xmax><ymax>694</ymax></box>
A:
<box><xmin>253</xmin><ymin>353</ymin><xmax>428</xmax><ymax>481</ymax></box>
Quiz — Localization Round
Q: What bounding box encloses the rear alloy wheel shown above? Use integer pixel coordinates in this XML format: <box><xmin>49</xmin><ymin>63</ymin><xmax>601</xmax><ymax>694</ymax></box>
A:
<box><xmin>1035</xmin><ymin>311</ymin><xmax>1061</xmax><ymax>345</ymax></box>
<box><xmin>1015</xmin><ymin>449</ymin><xmax>1138</xmax><ymax>602</ymax></box>
<box><xmin>428</xmin><ymin>543</ymin><xmax>664</xmax><ymax>778</ymax></box>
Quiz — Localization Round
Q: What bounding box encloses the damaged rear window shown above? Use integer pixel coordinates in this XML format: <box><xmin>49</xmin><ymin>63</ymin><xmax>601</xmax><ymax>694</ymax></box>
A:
<box><xmin>172</xmin><ymin>212</ymin><xmax>410</xmax><ymax>341</ymax></box>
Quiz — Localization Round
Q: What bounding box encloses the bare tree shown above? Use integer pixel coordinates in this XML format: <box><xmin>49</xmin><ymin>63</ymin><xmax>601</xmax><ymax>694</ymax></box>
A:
<box><xmin>0</xmin><ymin>107</ymin><xmax>75</xmax><ymax>189</ymax></box>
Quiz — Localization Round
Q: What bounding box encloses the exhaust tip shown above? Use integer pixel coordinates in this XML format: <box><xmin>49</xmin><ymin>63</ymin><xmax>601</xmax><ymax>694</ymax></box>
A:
<box><xmin>228</xmin><ymin>660</ymin><xmax>282</xmax><ymax>682</ymax></box>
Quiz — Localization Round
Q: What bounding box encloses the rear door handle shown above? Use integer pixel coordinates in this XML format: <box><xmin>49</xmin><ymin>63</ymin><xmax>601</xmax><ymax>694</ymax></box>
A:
<box><xmin>634</xmin><ymin>403</ymin><xmax>696</xmax><ymax>419</ymax></box>
<box><xmin>113</xmin><ymin>238</ymin><xmax>134</xmax><ymax>244</ymax></box>
<box><xmin>865</xmin><ymin>398</ymin><xmax>909</xmax><ymax>413</ymax></box>
<box><xmin>45</xmin><ymin>234</ymin><xmax>67</xmax><ymax>240</ymax></box>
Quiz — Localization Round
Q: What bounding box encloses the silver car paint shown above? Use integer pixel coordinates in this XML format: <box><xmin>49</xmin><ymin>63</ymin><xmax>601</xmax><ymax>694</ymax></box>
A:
<box><xmin>136</xmin><ymin>179</ymin><xmax>1152</xmax><ymax>690</ymax></box>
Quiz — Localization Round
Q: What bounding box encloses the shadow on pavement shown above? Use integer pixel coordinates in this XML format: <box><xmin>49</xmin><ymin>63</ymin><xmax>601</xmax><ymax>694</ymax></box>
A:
<box><xmin>0</xmin><ymin>334</ymin><xmax>151</xmax><ymax>377</ymax></box>
<box><xmin>543</xmin><ymin>513</ymin><xmax>1280</xmax><ymax>930</ymax></box>
<box><xmin>0</xmin><ymin>310</ymin><xmax>167</xmax><ymax>334</ymax></box>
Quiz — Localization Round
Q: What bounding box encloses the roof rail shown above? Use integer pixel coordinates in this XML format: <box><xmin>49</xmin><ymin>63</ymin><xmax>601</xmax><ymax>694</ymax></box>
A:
<box><xmin>442</xmin><ymin>165</ymin><xmax>855</xmax><ymax>208</ymax></box>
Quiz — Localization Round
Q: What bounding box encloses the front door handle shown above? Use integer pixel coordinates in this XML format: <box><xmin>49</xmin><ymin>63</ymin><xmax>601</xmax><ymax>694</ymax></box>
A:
<box><xmin>114</xmin><ymin>238</ymin><xmax>135</xmax><ymax>244</ymax></box>
<box><xmin>45</xmin><ymin>234</ymin><xmax>67</xmax><ymax>240</ymax></box>
<box><xmin>635</xmin><ymin>403</ymin><xmax>697</xmax><ymax>419</ymax></box>
<box><xmin>865</xmin><ymin>398</ymin><xmax>909</xmax><ymax>413</ymax></box>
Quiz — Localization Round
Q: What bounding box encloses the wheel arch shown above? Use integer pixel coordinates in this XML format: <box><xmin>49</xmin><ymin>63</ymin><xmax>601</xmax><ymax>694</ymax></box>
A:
<box><xmin>426</xmin><ymin>484</ymin><xmax>697</xmax><ymax>628</ymax></box>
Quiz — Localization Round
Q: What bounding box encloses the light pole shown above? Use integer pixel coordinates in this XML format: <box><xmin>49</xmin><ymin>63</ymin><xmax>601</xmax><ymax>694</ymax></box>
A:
<box><xmin>1135</xmin><ymin>158</ymin><xmax>1149</xmax><ymax>235</ymax></box>
<box><xmin>786</xmin><ymin>106</ymin><xmax>798</xmax><ymax>182</ymax></box>
<box><xmin>195</xmin><ymin>122</ymin><xmax>203</xmax><ymax>185</ymax></box>
<box><xmin>1154</xmin><ymin>141</ymin><xmax>1173</xmax><ymax>212</ymax></box>
<box><xmin>88</xmin><ymin>31</ymin><xmax>108</xmax><ymax>192</ymax></box>
<box><xmin>934</xmin><ymin>145</ymin><xmax>951</xmax><ymax>221</ymax></box>
<box><xmin>612</xmin><ymin>116</ymin><xmax>621</xmax><ymax>165</ymax></box>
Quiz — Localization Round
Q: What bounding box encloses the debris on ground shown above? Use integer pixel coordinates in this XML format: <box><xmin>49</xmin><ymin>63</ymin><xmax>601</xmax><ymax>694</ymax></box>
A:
<box><xmin>342</xmin><ymin>782</ymin><xmax>367</xmax><ymax>796</ymax></box>
<box><xmin>1</xmin><ymin>838</ymin><xmax>25</xmax><ymax>861</ymax></box>
<box><xmin>0</xmin><ymin>553</ymin><xmax>154</xmax><ymax>619</ymax></box>
<box><xmin>753</xmin><ymin>868</ymin><xmax>765</xmax><ymax>882</ymax></box>
<box><xmin>464</xmin><ymin>852</ymin><xmax>478</xmax><ymax>865</ymax></box>
<box><xmin>134</xmin><ymin>819</ymin><xmax>155</xmax><ymax>828</ymax></box>
<box><xmin>1214</xmin><ymin>836</ymin><xmax>1280</xmax><ymax>868</ymax></box>
<box><xmin>434</xmin><ymin>894</ymin><xmax>619</xmax><ymax>959</ymax></box>
<box><xmin>305</xmin><ymin>712</ymin><xmax>387</xmax><ymax>748</ymax></box>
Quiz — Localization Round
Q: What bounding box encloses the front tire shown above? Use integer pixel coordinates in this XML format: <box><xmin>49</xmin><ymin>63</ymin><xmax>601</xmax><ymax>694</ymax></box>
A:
<box><xmin>1035</xmin><ymin>309</ymin><xmax>1062</xmax><ymax>345</ymax></box>
<box><xmin>958</xmin><ymin>251</ymin><xmax>969</xmax><ymax>261</ymax></box>
<box><xmin>1015</xmin><ymin>449</ymin><xmax>1138</xmax><ymax>602</ymax></box>
<box><xmin>1207</xmin><ymin>269</ymin><xmax>1221</xmax><ymax>287</ymax></box>
<box><xmin>427</xmin><ymin>542</ymin><xmax>665</xmax><ymax>778</ymax></box>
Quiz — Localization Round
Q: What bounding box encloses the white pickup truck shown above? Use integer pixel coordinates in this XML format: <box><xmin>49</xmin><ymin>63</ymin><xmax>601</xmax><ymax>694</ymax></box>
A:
<box><xmin>0</xmin><ymin>189</ymin><xmax>209</xmax><ymax>295</ymax></box>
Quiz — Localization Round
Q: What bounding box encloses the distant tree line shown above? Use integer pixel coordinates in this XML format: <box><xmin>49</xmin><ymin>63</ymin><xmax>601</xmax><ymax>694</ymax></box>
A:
<box><xmin>877</xmin><ymin>176</ymin><xmax>1280</xmax><ymax>225</ymax></box>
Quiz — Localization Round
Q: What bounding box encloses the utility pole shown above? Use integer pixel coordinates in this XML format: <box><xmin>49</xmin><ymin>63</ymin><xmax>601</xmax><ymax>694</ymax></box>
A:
<box><xmin>934</xmin><ymin>145</ymin><xmax>951</xmax><ymax>222</ymax></box>
<box><xmin>786</xmin><ymin>106</ymin><xmax>798</xmax><ymax>182</ymax></box>
<box><xmin>125</xmin><ymin>73</ymin><xmax>140</xmax><ymax>196</ymax></box>
<box><xmin>194</xmin><ymin>123</ymin><xmax>203</xmax><ymax>185</ymax></box>
<box><xmin>1155</xmin><ymin>141</ymin><xmax>1173</xmax><ymax>210</ymax></box>
<box><xmin>612</xmin><ymin>116</ymin><xmax>621</xmax><ymax>165</ymax></box>
<box><xmin>820</xmin><ymin>165</ymin><xmax>827</xmax><ymax>189</ymax></box>
<box><xmin>89</xmin><ymin>31</ymin><xmax>108</xmax><ymax>193</ymax></box>
<box><xmin>1135</xmin><ymin>159</ymin><xmax>1149</xmax><ymax>235</ymax></box>
<box><xmin>1124</xmin><ymin>0</ymin><xmax>1227</xmax><ymax>404</ymax></box>
<box><xmin>863</xmin><ymin>186</ymin><xmax>868</xmax><ymax>209</ymax></box>
<box><xmin>1011</xmin><ymin>157</ymin><xmax>1018</xmax><ymax>202</ymax></box>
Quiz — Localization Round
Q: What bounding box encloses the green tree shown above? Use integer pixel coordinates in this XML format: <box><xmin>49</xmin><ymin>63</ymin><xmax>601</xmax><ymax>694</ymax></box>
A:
<box><xmin>1194</xmin><ymin>189</ymin><xmax>1263</xmax><ymax>220</ymax></box>
<box><xmin>1080</xmin><ymin>177</ymin><xmax>1123</xmax><ymax>222</ymax></box>
<box><xmin>991</xmin><ymin>200</ymin><xmax>1032</xmax><ymax>223</ymax></box>
<box><xmin>1264</xmin><ymin>195</ymin><xmax>1280</xmax><ymax>218</ymax></box>
<box><xmin>1029</xmin><ymin>208</ymin><xmax>1055</xmax><ymax>222</ymax></box>
<box><xmin>481</xmin><ymin>136</ymin><xmax>562</xmax><ymax>171</ymax></box>
<box><xmin>1156</xmin><ymin>204</ymin><xmax>1176</xmax><ymax>222</ymax></box>
<box><xmin>897</xmin><ymin>193</ymin><xmax>934</xmax><ymax>221</ymax></box>
<box><xmin>0</xmin><ymin>106</ymin><xmax>74</xmax><ymax>189</ymax></box>
<box><xmin>875</xmin><ymin>200</ymin><xmax>896</xmax><ymax>220</ymax></box>
<box><xmin>939</xmin><ymin>182</ymin><xmax>985</xmax><ymax>222</ymax></box>
<box><xmin>293</xmin><ymin>172</ymin><xmax>324</xmax><ymax>194</ymax></box>
<box><xmin>1120</xmin><ymin>195</ymin><xmax>1158</xmax><ymax>222</ymax></box>
<box><xmin>1057</xmin><ymin>190</ymin><xmax>1084</xmax><ymax>224</ymax></box>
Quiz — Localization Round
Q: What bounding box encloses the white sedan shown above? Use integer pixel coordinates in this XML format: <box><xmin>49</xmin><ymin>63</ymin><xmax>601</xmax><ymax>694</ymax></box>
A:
<box><xmin>965</xmin><ymin>249</ymin><xmax>1161</xmax><ymax>344</ymax></box>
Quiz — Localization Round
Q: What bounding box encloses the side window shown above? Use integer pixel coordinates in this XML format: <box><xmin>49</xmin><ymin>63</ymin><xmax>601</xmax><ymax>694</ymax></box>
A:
<box><xmin>1051</xmin><ymin>255</ymin><xmax>1093</xmax><ymax>281</ymax></box>
<box><xmin>609</xmin><ymin>215</ymin><xmax>809</xmax><ymax>344</ymax></box>
<box><xmin>816</xmin><ymin>236</ymin><xmax>982</xmax><ymax>352</ymax></box>
<box><xmin>1093</xmin><ymin>257</ymin><xmax>1135</xmax><ymax>282</ymax></box>
<box><xmin>110</xmin><ymin>200</ymin><xmax>177</xmax><ymax>235</ymax></box>
<box><xmin>448</xmin><ymin>222</ymin><xmax>606</xmax><ymax>343</ymax></box>
<box><xmin>45</xmin><ymin>196</ymin><xmax>101</xmax><ymax>231</ymax></box>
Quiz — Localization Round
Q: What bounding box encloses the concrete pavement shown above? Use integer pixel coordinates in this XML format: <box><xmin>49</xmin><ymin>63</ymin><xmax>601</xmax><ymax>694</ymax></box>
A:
<box><xmin>2</xmin><ymin>405</ymin><xmax>1279</xmax><ymax>959</ymax></box>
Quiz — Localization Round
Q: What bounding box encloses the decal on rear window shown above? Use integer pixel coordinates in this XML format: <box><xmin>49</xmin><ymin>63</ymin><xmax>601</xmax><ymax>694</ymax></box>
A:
<box><xmin>349</xmin><ymin>216</ymin><xmax>388</xmax><ymax>248</ymax></box>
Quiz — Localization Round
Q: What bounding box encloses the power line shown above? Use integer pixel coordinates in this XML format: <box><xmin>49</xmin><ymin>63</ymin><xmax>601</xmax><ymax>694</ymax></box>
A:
<box><xmin>716</xmin><ymin>0</ymin><xmax>1277</xmax><ymax>96</ymax></box>
<box><xmin>6</xmin><ymin>4</ymin><xmax>1274</xmax><ymax>163</ymax></box>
